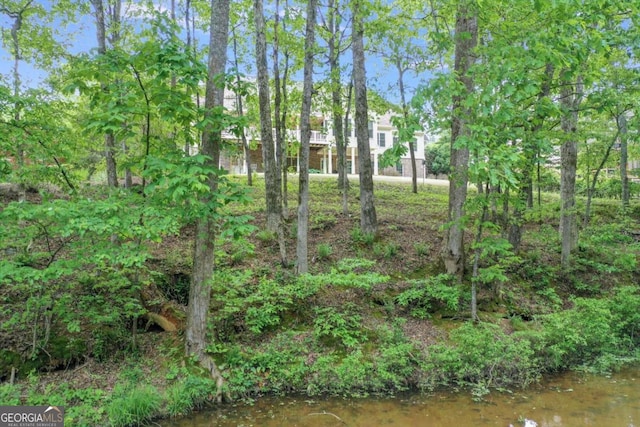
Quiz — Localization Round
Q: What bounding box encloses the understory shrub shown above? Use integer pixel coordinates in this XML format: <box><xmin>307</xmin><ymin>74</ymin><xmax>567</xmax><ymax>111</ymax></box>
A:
<box><xmin>610</xmin><ymin>286</ymin><xmax>640</xmax><ymax>347</ymax></box>
<box><xmin>307</xmin><ymin>351</ymin><xmax>374</xmax><ymax>397</ymax></box>
<box><xmin>220</xmin><ymin>332</ymin><xmax>312</xmax><ymax>398</ymax></box>
<box><xmin>372</xmin><ymin>321</ymin><xmax>420</xmax><ymax>391</ymax></box>
<box><xmin>314</xmin><ymin>304</ymin><xmax>366</xmax><ymax>348</ymax></box>
<box><xmin>422</xmin><ymin>323</ymin><xmax>540</xmax><ymax>396</ymax></box>
<box><xmin>540</xmin><ymin>296</ymin><xmax>628</xmax><ymax>372</ymax></box>
<box><xmin>396</xmin><ymin>274</ymin><xmax>460</xmax><ymax>318</ymax></box>
<box><xmin>0</xmin><ymin>383</ymin><xmax>20</xmax><ymax>405</ymax></box>
<box><xmin>316</xmin><ymin>243</ymin><xmax>333</xmax><ymax>260</ymax></box>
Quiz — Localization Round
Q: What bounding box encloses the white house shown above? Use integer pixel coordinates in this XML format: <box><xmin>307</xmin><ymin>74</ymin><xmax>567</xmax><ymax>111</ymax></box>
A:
<box><xmin>217</xmin><ymin>86</ymin><xmax>427</xmax><ymax>178</ymax></box>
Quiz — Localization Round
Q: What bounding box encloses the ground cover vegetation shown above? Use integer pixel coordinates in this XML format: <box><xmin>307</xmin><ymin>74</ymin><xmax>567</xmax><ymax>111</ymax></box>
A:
<box><xmin>1</xmin><ymin>179</ymin><xmax>639</xmax><ymax>425</ymax></box>
<box><xmin>0</xmin><ymin>0</ymin><xmax>639</xmax><ymax>426</ymax></box>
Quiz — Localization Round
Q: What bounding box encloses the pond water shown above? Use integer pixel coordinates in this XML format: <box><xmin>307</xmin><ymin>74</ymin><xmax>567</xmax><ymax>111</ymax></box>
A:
<box><xmin>162</xmin><ymin>366</ymin><xmax>639</xmax><ymax>427</ymax></box>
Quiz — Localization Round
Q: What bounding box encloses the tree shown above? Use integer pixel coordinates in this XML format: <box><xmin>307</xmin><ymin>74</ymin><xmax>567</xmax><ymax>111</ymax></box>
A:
<box><xmin>296</xmin><ymin>0</ymin><xmax>317</xmax><ymax>275</ymax></box>
<box><xmin>424</xmin><ymin>139</ymin><xmax>450</xmax><ymax>176</ymax></box>
<box><xmin>351</xmin><ymin>0</ymin><xmax>377</xmax><ymax>236</ymax></box>
<box><xmin>230</xmin><ymin>25</ymin><xmax>253</xmax><ymax>186</ymax></box>
<box><xmin>559</xmin><ymin>74</ymin><xmax>582</xmax><ymax>269</ymax></box>
<box><xmin>272</xmin><ymin>0</ymin><xmax>284</xmax><ymax>207</ymax></box>
<box><xmin>185</xmin><ymin>0</ymin><xmax>231</xmax><ymax>398</ymax></box>
<box><xmin>619</xmin><ymin>113</ymin><xmax>630</xmax><ymax>209</ymax></box>
<box><xmin>442</xmin><ymin>0</ymin><xmax>477</xmax><ymax>277</ymax></box>
<box><xmin>89</xmin><ymin>0</ymin><xmax>120</xmax><ymax>187</ymax></box>
<box><xmin>370</xmin><ymin>2</ymin><xmax>427</xmax><ymax>194</ymax></box>
<box><xmin>254</xmin><ymin>0</ymin><xmax>286</xmax><ymax>264</ymax></box>
<box><xmin>0</xmin><ymin>0</ymin><xmax>32</xmax><ymax>169</ymax></box>
<box><xmin>318</xmin><ymin>0</ymin><xmax>350</xmax><ymax>195</ymax></box>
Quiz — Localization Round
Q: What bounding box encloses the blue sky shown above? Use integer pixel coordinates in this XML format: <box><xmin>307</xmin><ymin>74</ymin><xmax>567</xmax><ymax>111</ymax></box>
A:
<box><xmin>0</xmin><ymin>1</ymin><xmax>426</xmax><ymax>105</ymax></box>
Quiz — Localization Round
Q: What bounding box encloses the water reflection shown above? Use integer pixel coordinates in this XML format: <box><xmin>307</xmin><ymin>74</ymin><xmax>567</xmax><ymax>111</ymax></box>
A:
<box><xmin>162</xmin><ymin>366</ymin><xmax>639</xmax><ymax>427</ymax></box>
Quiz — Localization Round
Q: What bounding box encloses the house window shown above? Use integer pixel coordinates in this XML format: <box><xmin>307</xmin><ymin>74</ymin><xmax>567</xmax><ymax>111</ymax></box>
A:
<box><xmin>377</xmin><ymin>132</ymin><xmax>386</xmax><ymax>148</ymax></box>
<box><xmin>368</xmin><ymin>121</ymin><xmax>373</xmax><ymax>139</ymax></box>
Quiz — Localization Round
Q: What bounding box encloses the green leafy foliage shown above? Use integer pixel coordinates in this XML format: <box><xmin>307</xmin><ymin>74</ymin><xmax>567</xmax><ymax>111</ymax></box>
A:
<box><xmin>0</xmin><ymin>384</ymin><xmax>20</xmax><ymax>406</ymax></box>
<box><xmin>106</xmin><ymin>383</ymin><xmax>161</xmax><ymax>427</ymax></box>
<box><xmin>541</xmin><ymin>298</ymin><xmax>621</xmax><ymax>371</ymax></box>
<box><xmin>413</xmin><ymin>242</ymin><xmax>431</xmax><ymax>256</ymax></box>
<box><xmin>373</xmin><ymin>241</ymin><xmax>400</xmax><ymax>259</ymax></box>
<box><xmin>316</xmin><ymin>243</ymin><xmax>333</xmax><ymax>260</ymax></box>
<box><xmin>424</xmin><ymin>141</ymin><xmax>451</xmax><ymax>176</ymax></box>
<box><xmin>0</xmin><ymin>192</ymin><xmax>161</xmax><ymax>374</ymax></box>
<box><xmin>211</xmin><ymin>270</ymin><xmax>320</xmax><ymax>337</ymax></box>
<box><xmin>314</xmin><ymin>304</ymin><xmax>366</xmax><ymax>349</ymax></box>
<box><xmin>350</xmin><ymin>227</ymin><xmax>376</xmax><ymax>246</ymax></box>
<box><xmin>396</xmin><ymin>274</ymin><xmax>461</xmax><ymax>318</ymax></box>
<box><xmin>610</xmin><ymin>286</ymin><xmax>640</xmax><ymax>348</ymax></box>
<box><xmin>299</xmin><ymin>258</ymin><xmax>389</xmax><ymax>291</ymax></box>
<box><xmin>144</xmin><ymin>152</ymin><xmax>255</xmax><ymax>235</ymax></box>
<box><xmin>424</xmin><ymin>323</ymin><xmax>540</xmax><ymax>396</ymax></box>
<box><xmin>219</xmin><ymin>332</ymin><xmax>312</xmax><ymax>397</ymax></box>
<box><xmin>165</xmin><ymin>373</ymin><xmax>216</xmax><ymax>417</ymax></box>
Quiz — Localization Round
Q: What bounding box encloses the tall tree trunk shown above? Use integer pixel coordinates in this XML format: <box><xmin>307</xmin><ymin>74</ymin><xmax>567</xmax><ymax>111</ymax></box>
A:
<box><xmin>231</xmin><ymin>30</ymin><xmax>252</xmax><ymax>185</ymax></box>
<box><xmin>352</xmin><ymin>0</ymin><xmax>377</xmax><ymax>235</ymax></box>
<box><xmin>328</xmin><ymin>0</ymin><xmax>348</xmax><ymax>193</ymax></box>
<box><xmin>1</xmin><ymin>1</ymin><xmax>32</xmax><ymax>168</ymax></box>
<box><xmin>509</xmin><ymin>63</ymin><xmax>554</xmax><ymax>250</ymax></box>
<box><xmin>396</xmin><ymin>60</ymin><xmax>418</xmax><ymax>194</ymax></box>
<box><xmin>296</xmin><ymin>0</ymin><xmax>317</xmax><ymax>275</ymax></box>
<box><xmin>442</xmin><ymin>0</ymin><xmax>477</xmax><ymax>277</ymax></box>
<box><xmin>254</xmin><ymin>0</ymin><xmax>286</xmax><ymax>263</ymax></box>
<box><xmin>280</xmin><ymin>22</ymin><xmax>291</xmax><ymax>218</ymax></box>
<box><xmin>619</xmin><ymin>113</ymin><xmax>629</xmax><ymax>209</ymax></box>
<box><xmin>559</xmin><ymin>75</ymin><xmax>583</xmax><ymax>269</ymax></box>
<box><xmin>184</xmin><ymin>0</ymin><xmax>194</xmax><ymax>155</ymax></box>
<box><xmin>272</xmin><ymin>0</ymin><xmax>286</xmax><ymax>217</ymax></box>
<box><xmin>471</xmin><ymin>185</ymin><xmax>489</xmax><ymax>322</ymax></box>
<box><xmin>341</xmin><ymin>79</ymin><xmax>354</xmax><ymax>216</ymax></box>
<box><xmin>185</xmin><ymin>0</ymin><xmax>230</xmax><ymax>399</ymax></box>
<box><xmin>90</xmin><ymin>0</ymin><xmax>119</xmax><ymax>187</ymax></box>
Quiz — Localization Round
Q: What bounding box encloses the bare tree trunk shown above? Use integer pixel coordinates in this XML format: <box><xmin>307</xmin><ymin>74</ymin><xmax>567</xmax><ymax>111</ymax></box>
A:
<box><xmin>442</xmin><ymin>0</ymin><xmax>477</xmax><ymax>277</ymax></box>
<box><xmin>231</xmin><ymin>31</ymin><xmax>252</xmax><ymax>185</ymax></box>
<box><xmin>280</xmin><ymin>25</ymin><xmax>291</xmax><ymax>218</ymax></box>
<box><xmin>396</xmin><ymin>60</ymin><xmax>418</xmax><ymax>193</ymax></box>
<box><xmin>0</xmin><ymin>1</ymin><xmax>33</xmax><ymax>168</ymax></box>
<box><xmin>342</xmin><ymin>80</ymin><xmax>353</xmax><ymax>216</ymax></box>
<box><xmin>327</xmin><ymin>0</ymin><xmax>348</xmax><ymax>193</ymax></box>
<box><xmin>184</xmin><ymin>0</ymin><xmax>193</xmax><ymax>155</ymax></box>
<box><xmin>296</xmin><ymin>0</ymin><xmax>317</xmax><ymax>275</ymax></box>
<box><xmin>352</xmin><ymin>0</ymin><xmax>377</xmax><ymax>235</ymax></box>
<box><xmin>273</xmin><ymin>0</ymin><xmax>286</xmax><ymax>217</ymax></box>
<box><xmin>254</xmin><ymin>0</ymin><xmax>286</xmax><ymax>263</ymax></box>
<box><xmin>559</xmin><ymin>75</ymin><xmax>583</xmax><ymax>269</ymax></box>
<box><xmin>619</xmin><ymin>113</ymin><xmax>629</xmax><ymax>209</ymax></box>
<box><xmin>123</xmin><ymin>140</ymin><xmax>132</xmax><ymax>187</ymax></box>
<box><xmin>471</xmin><ymin>185</ymin><xmax>489</xmax><ymax>323</ymax></box>
<box><xmin>185</xmin><ymin>0</ymin><xmax>230</xmax><ymax>399</ymax></box>
<box><xmin>90</xmin><ymin>0</ymin><xmax>119</xmax><ymax>187</ymax></box>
